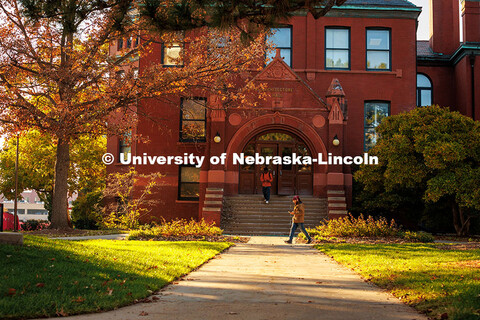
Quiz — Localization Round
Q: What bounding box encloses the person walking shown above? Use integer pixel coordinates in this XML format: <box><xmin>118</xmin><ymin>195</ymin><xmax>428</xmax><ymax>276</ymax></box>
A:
<box><xmin>285</xmin><ymin>195</ymin><xmax>313</xmax><ymax>244</ymax></box>
<box><xmin>260</xmin><ymin>167</ymin><xmax>272</xmax><ymax>204</ymax></box>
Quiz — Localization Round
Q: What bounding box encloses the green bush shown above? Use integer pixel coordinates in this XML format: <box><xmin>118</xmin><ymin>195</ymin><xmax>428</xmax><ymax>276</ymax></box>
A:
<box><xmin>400</xmin><ymin>230</ymin><xmax>435</xmax><ymax>243</ymax></box>
<box><xmin>71</xmin><ymin>190</ymin><xmax>103</xmax><ymax>230</ymax></box>
<box><xmin>299</xmin><ymin>214</ymin><xmax>434</xmax><ymax>243</ymax></box>
<box><xmin>316</xmin><ymin>214</ymin><xmax>399</xmax><ymax>238</ymax></box>
<box><xmin>128</xmin><ymin>219</ymin><xmax>223</xmax><ymax>240</ymax></box>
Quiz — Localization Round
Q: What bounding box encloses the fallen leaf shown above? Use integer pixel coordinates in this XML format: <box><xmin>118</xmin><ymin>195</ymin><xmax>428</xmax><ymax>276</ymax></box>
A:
<box><xmin>441</xmin><ymin>312</ymin><xmax>448</xmax><ymax>319</ymax></box>
<box><xmin>36</xmin><ymin>283</ymin><xmax>45</xmax><ymax>288</ymax></box>
<box><xmin>56</xmin><ymin>308</ymin><xmax>68</xmax><ymax>317</ymax></box>
<box><xmin>152</xmin><ymin>296</ymin><xmax>160</xmax><ymax>301</ymax></box>
<box><xmin>8</xmin><ymin>288</ymin><xmax>16</xmax><ymax>296</ymax></box>
<box><xmin>73</xmin><ymin>296</ymin><xmax>85</xmax><ymax>303</ymax></box>
<box><xmin>107</xmin><ymin>288</ymin><xmax>113</xmax><ymax>296</ymax></box>
<box><xmin>139</xmin><ymin>311</ymin><xmax>148</xmax><ymax>316</ymax></box>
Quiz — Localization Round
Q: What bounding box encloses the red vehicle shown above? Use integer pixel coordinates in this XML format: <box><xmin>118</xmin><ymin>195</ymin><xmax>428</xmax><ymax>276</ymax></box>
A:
<box><xmin>2</xmin><ymin>211</ymin><xmax>20</xmax><ymax>231</ymax></box>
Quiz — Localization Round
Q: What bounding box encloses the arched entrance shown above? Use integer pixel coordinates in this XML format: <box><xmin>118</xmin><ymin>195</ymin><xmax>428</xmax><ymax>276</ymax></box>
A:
<box><xmin>239</xmin><ymin>131</ymin><xmax>313</xmax><ymax>195</ymax></box>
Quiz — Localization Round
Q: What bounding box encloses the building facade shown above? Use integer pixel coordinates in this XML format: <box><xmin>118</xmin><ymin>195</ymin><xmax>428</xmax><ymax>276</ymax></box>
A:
<box><xmin>107</xmin><ymin>0</ymin><xmax>479</xmax><ymax>225</ymax></box>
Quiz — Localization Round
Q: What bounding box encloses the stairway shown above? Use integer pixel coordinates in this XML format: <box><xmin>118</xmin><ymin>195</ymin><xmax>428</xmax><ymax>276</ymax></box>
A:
<box><xmin>222</xmin><ymin>195</ymin><xmax>328</xmax><ymax>236</ymax></box>
<box><xmin>327</xmin><ymin>189</ymin><xmax>348</xmax><ymax>216</ymax></box>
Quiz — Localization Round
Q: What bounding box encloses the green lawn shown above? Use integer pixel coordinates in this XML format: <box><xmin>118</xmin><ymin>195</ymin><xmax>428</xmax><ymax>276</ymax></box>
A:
<box><xmin>1</xmin><ymin>236</ymin><xmax>231</xmax><ymax>319</ymax></box>
<box><xmin>316</xmin><ymin>243</ymin><xmax>480</xmax><ymax>320</ymax></box>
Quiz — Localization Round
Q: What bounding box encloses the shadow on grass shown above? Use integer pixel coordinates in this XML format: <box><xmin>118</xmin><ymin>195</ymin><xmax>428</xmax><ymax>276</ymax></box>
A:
<box><xmin>0</xmin><ymin>236</ymin><xmax>230</xmax><ymax>319</ymax></box>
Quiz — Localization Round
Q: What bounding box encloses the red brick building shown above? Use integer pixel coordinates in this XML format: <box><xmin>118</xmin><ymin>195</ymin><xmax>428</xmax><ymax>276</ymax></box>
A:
<box><xmin>107</xmin><ymin>0</ymin><xmax>479</xmax><ymax>228</ymax></box>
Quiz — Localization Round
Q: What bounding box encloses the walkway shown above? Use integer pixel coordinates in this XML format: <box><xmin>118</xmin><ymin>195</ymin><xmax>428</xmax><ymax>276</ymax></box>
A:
<box><xmin>66</xmin><ymin>236</ymin><xmax>427</xmax><ymax>320</ymax></box>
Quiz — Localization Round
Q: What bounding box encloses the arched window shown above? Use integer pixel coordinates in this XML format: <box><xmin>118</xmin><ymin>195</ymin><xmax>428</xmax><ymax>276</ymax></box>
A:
<box><xmin>417</xmin><ymin>74</ymin><xmax>432</xmax><ymax>107</ymax></box>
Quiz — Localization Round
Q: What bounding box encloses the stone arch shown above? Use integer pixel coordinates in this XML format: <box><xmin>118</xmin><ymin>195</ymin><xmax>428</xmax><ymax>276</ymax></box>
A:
<box><xmin>225</xmin><ymin>112</ymin><xmax>327</xmax><ymax>173</ymax></box>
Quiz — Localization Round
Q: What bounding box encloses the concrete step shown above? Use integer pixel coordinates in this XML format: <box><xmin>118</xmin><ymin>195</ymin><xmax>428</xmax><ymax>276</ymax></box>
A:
<box><xmin>204</xmin><ymin>201</ymin><xmax>223</xmax><ymax>205</ymax></box>
<box><xmin>203</xmin><ymin>207</ymin><xmax>221</xmax><ymax>212</ymax></box>
<box><xmin>328</xmin><ymin>209</ymin><xmax>348</xmax><ymax>215</ymax></box>
<box><xmin>328</xmin><ymin>196</ymin><xmax>346</xmax><ymax>201</ymax></box>
<box><xmin>222</xmin><ymin>194</ymin><xmax>327</xmax><ymax>234</ymax></box>
<box><xmin>206</xmin><ymin>188</ymin><xmax>224</xmax><ymax>192</ymax></box>
<box><xmin>327</xmin><ymin>190</ymin><xmax>345</xmax><ymax>195</ymax></box>
<box><xmin>328</xmin><ymin>203</ymin><xmax>347</xmax><ymax>208</ymax></box>
<box><xmin>205</xmin><ymin>194</ymin><xmax>223</xmax><ymax>199</ymax></box>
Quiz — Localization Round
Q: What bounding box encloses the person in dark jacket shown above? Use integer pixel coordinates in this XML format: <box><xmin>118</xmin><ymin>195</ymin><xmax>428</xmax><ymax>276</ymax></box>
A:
<box><xmin>260</xmin><ymin>167</ymin><xmax>273</xmax><ymax>204</ymax></box>
<box><xmin>285</xmin><ymin>195</ymin><xmax>312</xmax><ymax>244</ymax></box>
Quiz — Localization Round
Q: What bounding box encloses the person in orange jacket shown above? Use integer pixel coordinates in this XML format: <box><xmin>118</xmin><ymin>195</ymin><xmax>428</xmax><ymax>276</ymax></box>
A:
<box><xmin>260</xmin><ymin>167</ymin><xmax>273</xmax><ymax>204</ymax></box>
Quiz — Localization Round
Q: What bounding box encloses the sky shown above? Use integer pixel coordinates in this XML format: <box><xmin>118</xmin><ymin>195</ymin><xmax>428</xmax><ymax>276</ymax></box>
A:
<box><xmin>409</xmin><ymin>0</ymin><xmax>464</xmax><ymax>41</ymax></box>
<box><xmin>409</xmin><ymin>0</ymin><xmax>430</xmax><ymax>40</ymax></box>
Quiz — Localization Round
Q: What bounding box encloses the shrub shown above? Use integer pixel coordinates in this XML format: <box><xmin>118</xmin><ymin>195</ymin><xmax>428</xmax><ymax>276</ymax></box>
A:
<box><xmin>298</xmin><ymin>214</ymin><xmax>434</xmax><ymax>243</ymax></box>
<box><xmin>102</xmin><ymin>168</ymin><xmax>162</xmax><ymax>230</ymax></box>
<box><xmin>128</xmin><ymin>219</ymin><xmax>223</xmax><ymax>240</ymax></box>
<box><xmin>71</xmin><ymin>190</ymin><xmax>103</xmax><ymax>230</ymax></box>
<box><xmin>315</xmin><ymin>214</ymin><xmax>399</xmax><ymax>238</ymax></box>
<box><xmin>20</xmin><ymin>220</ymin><xmax>50</xmax><ymax>231</ymax></box>
<box><xmin>400</xmin><ymin>230</ymin><xmax>435</xmax><ymax>243</ymax></box>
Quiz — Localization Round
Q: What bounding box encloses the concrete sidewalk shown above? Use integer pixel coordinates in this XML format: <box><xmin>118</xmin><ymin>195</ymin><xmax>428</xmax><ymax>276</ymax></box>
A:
<box><xmin>66</xmin><ymin>236</ymin><xmax>427</xmax><ymax>320</ymax></box>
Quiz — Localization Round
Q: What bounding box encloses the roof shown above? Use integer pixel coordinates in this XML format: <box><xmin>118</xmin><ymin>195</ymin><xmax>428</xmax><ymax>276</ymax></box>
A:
<box><xmin>343</xmin><ymin>0</ymin><xmax>418</xmax><ymax>8</ymax></box>
<box><xmin>417</xmin><ymin>40</ymin><xmax>450</xmax><ymax>58</ymax></box>
<box><xmin>417</xmin><ymin>41</ymin><xmax>433</xmax><ymax>56</ymax></box>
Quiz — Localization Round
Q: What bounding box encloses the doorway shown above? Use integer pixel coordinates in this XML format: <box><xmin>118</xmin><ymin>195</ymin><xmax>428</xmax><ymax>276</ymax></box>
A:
<box><xmin>238</xmin><ymin>131</ymin><xmax>313</xmax><ymax>195</ymax></box>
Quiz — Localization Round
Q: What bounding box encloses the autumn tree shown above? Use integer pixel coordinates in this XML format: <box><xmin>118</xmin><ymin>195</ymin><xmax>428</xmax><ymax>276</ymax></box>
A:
<box><xmin>355</xmin><ymin>106</ymin><xmax>480</xmax><ymax>236</ymax></box>
<box><xmin>0</xmin><ymin>130</ymin><xmax>106</xmax><ymax>216</ymax></box>
<box><xmin>0</xmin><ymin>0</ymin><xmax>345</xmax><ymax>230</ymax></box>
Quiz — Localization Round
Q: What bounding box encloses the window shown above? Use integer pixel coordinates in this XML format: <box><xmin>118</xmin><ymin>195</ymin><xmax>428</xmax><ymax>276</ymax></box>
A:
<box><xmin>366</xmin><ymin>29</ymin><xmax>391</xmax><ymax>71</ymax></box>
<box><xmin>325</xmin><ymin>28</ymin><xmax>350</xmax><ymax>69</ymax></box>
<box><xmin>178</xmin><ymin>166</ymin><xmax>200</xmax><ymax>200</ymax></box>
<box><xmin>118</xmin><ymin>132</ymin><xmax>131</xmax><ymax>162</ymax></box>
<box><xmin>180</xmin><ymin>98</ymin><xmax>206</xmax><ymax>142</ymax></box>
<box><xmin>364</xmin><ymin>101</ymin><xmax>390</xmax><ymax>151</ymax></box>
<box><xmin>417</xmin><ymin>74</ymin><xmax>432</xmax><ymax>107</ymax></box>
<box><xmin>117</xmin><ymin>38</ymin><xmax>123</xmax><ymax>51</ymax></box>
<box><xmin>266</xmin><ymin>27</ymin><xmax>292</xmax><ymax>67</ymax></box>
<box><xmin>162</xmin><ymin>33</ymin><xmax>184</xmax><ymax>66</ymax></box>
<box><xmin>126</xmin><ymin>37</ymin><xmax>132</xmax><ymax>49</ymax></box>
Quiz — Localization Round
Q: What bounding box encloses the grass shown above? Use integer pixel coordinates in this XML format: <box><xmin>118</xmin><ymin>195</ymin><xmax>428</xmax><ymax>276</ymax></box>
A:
<box><xmin>316</xmin><ymin>243</ymin><xmax>480</xmax><ymax>320</ymax></box>
<box><xmin>0</xmin><ymin>236</ymin><xmax>231</xmax><ymax>319</ymax></box>
<box><xmin>22</xmin><ymin>228</ymin><xmax>127</xmax><ymax>238</ymax></box>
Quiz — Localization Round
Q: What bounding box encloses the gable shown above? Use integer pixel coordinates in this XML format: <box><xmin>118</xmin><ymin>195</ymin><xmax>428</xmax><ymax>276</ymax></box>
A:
<box><xmin>249</xmin><ymin>51</ymin><xmax>328</xmax><ymax>110</ymax></box>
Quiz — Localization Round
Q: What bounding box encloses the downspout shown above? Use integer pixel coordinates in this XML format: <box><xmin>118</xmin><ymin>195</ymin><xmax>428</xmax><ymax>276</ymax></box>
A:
<box><xmin>470</xmin><ymin>55</ymin><xmax>476</xmax><ymax>120</ymax></box>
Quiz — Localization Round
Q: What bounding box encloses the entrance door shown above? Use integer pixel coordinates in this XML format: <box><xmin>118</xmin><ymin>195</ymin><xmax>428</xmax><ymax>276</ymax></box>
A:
<box><xmin>256</xmin><ymin>143</ymin><xmax>277</xmax><ymax>195</ymax></box>
<box><xmin>277</xmin><ymin>144</ymin><xmax>295</xmax><ymax>195</ymax></box>
<box><xmin>238</xmin><ymin>131</ymin><xmax>313</xmax><ymax>195</ymax></box>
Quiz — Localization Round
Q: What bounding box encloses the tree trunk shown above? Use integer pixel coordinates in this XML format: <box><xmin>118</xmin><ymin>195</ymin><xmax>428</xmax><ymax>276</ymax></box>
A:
<box><xmin>50</xmin><ymin>138</ymin><xmax>71</xmax><ymax>229</ymax></box>
<box><xmin>451</xmin><ymin>200</ymin><xmax>470</xmax><ymax>236</ymax></box>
